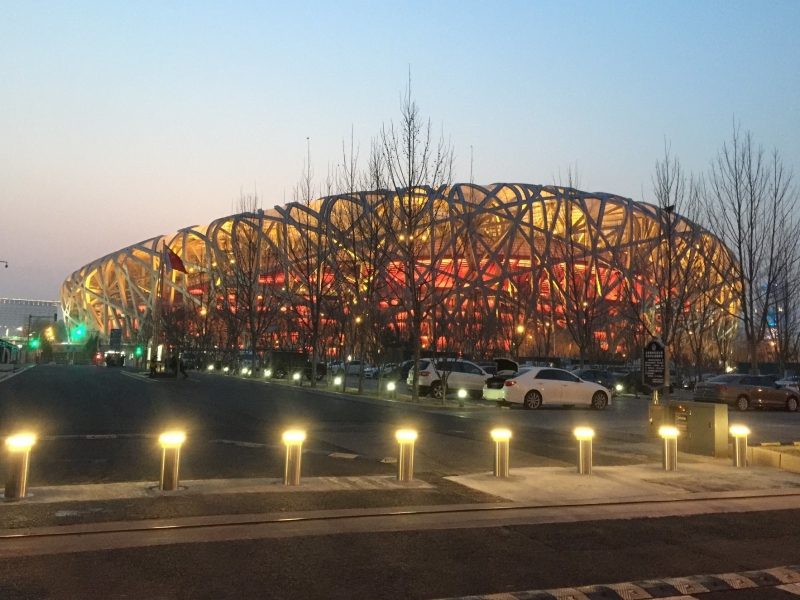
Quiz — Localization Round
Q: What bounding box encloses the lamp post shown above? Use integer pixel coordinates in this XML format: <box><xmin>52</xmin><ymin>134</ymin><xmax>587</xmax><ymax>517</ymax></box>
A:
<box><xmin>491</xmin><ymin>429</ymin><xmax>511</xmax><ymax>478</ymax></box>
<box><xmin>283</xmin><ymin>430</ymin><xmax>306</xmax><ymax>485</ymax></box>
<box><xmin>396</xmin><ymin>429</ymin><xmax>417</xmax><ymax>481</ymax></box>
<box><xmin>659</xmin><ymin>426</ymin><xmax>679</xmax><ymax>471</ymax></box>
<box><xmin>730</xmin><ymin>425</ymin><xmax>750</xmax><ymax>467</ymax></box>
<box><xmin>158</xmin><ymin>432</ymin><xmax>185</xmax><ymax>491</ymax></box>
<box><xmin>574</xmin><ymin>428</ymin><xmax>594</xmax><ymax>474</ymax></box>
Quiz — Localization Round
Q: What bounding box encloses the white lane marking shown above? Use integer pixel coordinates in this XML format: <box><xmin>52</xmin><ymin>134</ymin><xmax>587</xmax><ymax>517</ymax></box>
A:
<box><xmin>120</xmin><ymin>371</ymin><xmax>156</xmax><ymax>383</ymax></box>
<box><xmin>328</xmin><ymin>452</ymin><xmax>360</xmax><ymax>459</ymax></box>
<box><xmin>0</xmin><ymin>366</ymin><xmax>34</xmax><ymax>383</ymax></box>
<box><xmin>209</xmin><ymin>439</ymin><xmax>267</xmax><ymax>448</ymax></box>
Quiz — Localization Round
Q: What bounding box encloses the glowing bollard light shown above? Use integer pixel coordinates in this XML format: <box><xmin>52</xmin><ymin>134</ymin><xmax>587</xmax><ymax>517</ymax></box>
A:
<box><xmin>292</xmin><ymin>372</ymin><xmax>302</xmax><ymax>386</ymax></box>
<box><xmin>4</xmin><ymin>434</ymin><xmax>35</xmax><ymax>500</ymax></box>
<box><xmin>458</xmin><ymin>388</ymin><xmax>468</xmax><ymax>407</ymax></box>
<box><xmin>387</xmin><ymin>381</ymin><xmax>397</xmax><ymax>398</ymax></box>
<box><xmin>730</xmin><ymin>425</ymin><xmax>750</xmax><ymax>468</ymax></box>
<box><xmin>159</xmin><ymin>432</ymin><xmax>185</xmax><ymax>491</ymax></box>
<box><xmin>333</xmin><ymin>375</ymin><xmax>343</xmax><ymax>389</ymax></box>
<box><xmin>396</xmin><ymin>429</ymin><xmax>417</xmax><ymax>482</ymax></box>
<box><xmin>574</xmin><ymin>428</ymin><xmax>594</xmax><ymax>475</ymax></box>
<box><xmin>264</xmin><ymin>369</ymin><xmax>272</xmax><ymax>378</ymax></box>
<box><xmin>283</xmin><ymin>430</ymin><xmax>306</xmax><ymax>486</ymax></box>
<box><xmin>491</xmin><ymin>429</ymin><xmax>512</xmax><ymax>478</ymax></box>
<box><xmin>659</xmin><ymin>426</ymin><xmax>679</xmax><ymax>471</ymax></box>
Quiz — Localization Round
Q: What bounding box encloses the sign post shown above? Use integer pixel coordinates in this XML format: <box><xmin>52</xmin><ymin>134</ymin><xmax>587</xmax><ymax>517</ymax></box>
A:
<box><xmin>643</xmin><ymin>338</ymin><xmax>666</xmax><ymax>404</ymax></box>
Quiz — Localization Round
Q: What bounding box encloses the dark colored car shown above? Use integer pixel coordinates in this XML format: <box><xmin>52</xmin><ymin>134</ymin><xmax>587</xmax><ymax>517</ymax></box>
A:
<box><xmin>267</xmin><ymin>350</ymin><xmax>326</xmax><ymax>381</ymax></box>
<box><xmin>694</xmin><ymin>374</ymin><xmax>800</xmax><ymax>412</ymax></box>
<box><xmin>574</xmin><ymin>369</ymin><xmax>616</xmax><ymax>392</ymax></box>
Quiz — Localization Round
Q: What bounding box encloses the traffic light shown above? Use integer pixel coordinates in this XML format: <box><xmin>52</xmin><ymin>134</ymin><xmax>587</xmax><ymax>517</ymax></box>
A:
<box><xmin>73</xmin><ymin>326</ymin><xmax>85</xmax><ymax>340</ymax></box>
<box><xmin>134</xmin><ymin>346</ymin><xmax>143</xmax><ymax>357</ymax></box>
<box><xmin>29</xmin><ymin>338</ymin><xmax>40</xmax><ymax>349</ymax></box>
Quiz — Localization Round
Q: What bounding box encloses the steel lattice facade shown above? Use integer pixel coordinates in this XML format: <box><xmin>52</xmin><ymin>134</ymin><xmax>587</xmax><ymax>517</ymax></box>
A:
<box><xmin>61</xmin><ymin>184</ymin><xmax>738</xmax><ymax>357</ymax></box>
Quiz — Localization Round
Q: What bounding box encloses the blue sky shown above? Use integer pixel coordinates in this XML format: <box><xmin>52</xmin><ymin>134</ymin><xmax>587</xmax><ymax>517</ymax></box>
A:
<box><xmin>1</xmin><ymin>1</ymin><xmax>799</xmax><ymax>299</ymax></box>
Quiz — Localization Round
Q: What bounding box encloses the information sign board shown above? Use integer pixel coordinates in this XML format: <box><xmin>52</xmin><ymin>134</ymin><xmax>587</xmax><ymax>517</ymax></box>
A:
<box><xmin>643</xmin><ymin>338</ymin><xmax>665</xmax><ymax>388</ymax></box>
<box><xmin>109</xmin><ymin>328</ymin><xmax>122</xmax><ymax>351</ymax></box>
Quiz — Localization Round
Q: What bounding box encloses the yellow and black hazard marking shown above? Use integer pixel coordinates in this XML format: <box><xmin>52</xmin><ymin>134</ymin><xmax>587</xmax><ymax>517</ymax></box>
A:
<box><xmin>435</xmin><ymin>565</ymin><xmax>800</xmax><ymax>599</ymax></box>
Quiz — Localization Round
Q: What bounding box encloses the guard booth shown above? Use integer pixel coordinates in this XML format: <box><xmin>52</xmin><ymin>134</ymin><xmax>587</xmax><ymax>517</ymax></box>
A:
<box><xmin>649</xmin><ymin>400</ymin><xmax>728</xmax><ymax>457</ymax></box>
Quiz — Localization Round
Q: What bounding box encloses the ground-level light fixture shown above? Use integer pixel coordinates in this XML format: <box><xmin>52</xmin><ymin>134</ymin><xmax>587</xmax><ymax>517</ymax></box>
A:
<box><xmin>396</xmin><ymin>429</ymin><xmax>417</xmax><ymax>481</ymax></box>
<box><xmin>264</xmin><ymin>369</ymin><xmax>272</xmax><ymax>378</ymax></box>
<box><xmin>386</xmin><ymin>380</ymin><xmax>396</xmax><ymax>398</ymax></box>
<box><xmin>491</xmin><ymin>429</ymin><xmax>512</xmax><ymax>478</ymax></box>
<box><xmin>573</xmin><ymin>428</ymin><xmax>594</xmax><ymax>474</ymax></box>
<box><xmin>158</xmin><ymin>431</ymin><xmax>185</xmax><ymax>491</ymax></box>
<box><xmin>730</xmin><ymin>425</ymin><xmax>750</xmax><ymax>467</ymax></box>
<box><xmin>333</xmin><ymin>376</ymin><xmax>342</xmax><ymax>387</ymax></box>
<box><xmin>458</xmin><ymin>389</ymin><xmax>468</xmax><ymax>399</ymax></box>
<box><xmin>659</xmin><ymin>426</ymin><xmax>679</xmax><ymax>471</ymax></box>
<box><xmin>207</xmin><ymin>364</ymin><xmax>214</xmax><ymax>371</ymax></box>
<box><xmin>283</xmin><ymin>430</ymin><xmax>306</xmax><ymax>485</ymax></box>
<box><xmin>4</xmin><ymin>433</ymin><xmax>36</xmax><ymax>500</ymax></box>
<box><xmin>615</xmin><ymin>383</ymin><xmax>623</xmax><ymax>391</ymax></box>
<box><xmin>223</xmin><ymin>366</ymin><xmax>229</xmax><ymax>373</ymax></box>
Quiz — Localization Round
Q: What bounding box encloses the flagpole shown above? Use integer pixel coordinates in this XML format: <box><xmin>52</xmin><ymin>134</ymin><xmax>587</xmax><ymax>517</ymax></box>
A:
<box><xmin>150</xmin><ymin>241</ymin><xmax>165</xmax><ymax>377</ymax></box>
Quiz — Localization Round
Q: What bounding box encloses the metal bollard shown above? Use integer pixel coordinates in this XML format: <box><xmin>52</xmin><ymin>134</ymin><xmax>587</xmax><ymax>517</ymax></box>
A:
<box><xmin>4</xmin><ymin>434</ymin><xmax>35</xmax><ymax>500</ymax></box>
<box><xmin>387</xmin><ymin>381</ymin><xmax>396</xmax><ymax>398</ymax></box>
<box><xmin>283</xmin><ymin>430</ymin><xmax>305</xmax><ymax>485</ymax></box>
<box><xmin>159</xmin><ymin>432</ymin><xmax>185</xmax><ymax>491</ymax></box>
<box><xmin>491</xmin><ymin>429</ymin><xmax>511</xmax><ymax>478</ymax></box>
<box><xmin>659</xmin><ymin>426</ymin><xmax>679</xmax><ymax>471</ymax></box>
<box><xmin>396</xmin><ymin>429</ymin><xmax>417</xmax><ymax>481</ymax></box>
<box><xmin>730</xmin><ymin>425</ymin><xmax>750</xmax><ymax>467</ymax></box>
<box><xmin>574</xmin><ymin>428</ymin><xmax>594</xmax><ymax>474</ymax></box>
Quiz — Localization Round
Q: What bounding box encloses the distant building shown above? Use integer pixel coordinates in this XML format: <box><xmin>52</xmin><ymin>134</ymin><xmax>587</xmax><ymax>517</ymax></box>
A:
<box><xmin>0</xmin><ymin>298</ymin><xmax>61</xmax><ymax>339</ymax></box>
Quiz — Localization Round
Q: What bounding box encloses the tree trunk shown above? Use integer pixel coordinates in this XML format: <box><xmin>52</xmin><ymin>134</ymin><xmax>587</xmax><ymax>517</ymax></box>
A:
<box><xmin>749</xmin><ymin>341</ymin><xmax>759</xmax><ymax>375</ymax></box>
<box><xmin>411</xmin><ymin>320</ymin><xmax>421</xmax><ymax>402</ymax></box>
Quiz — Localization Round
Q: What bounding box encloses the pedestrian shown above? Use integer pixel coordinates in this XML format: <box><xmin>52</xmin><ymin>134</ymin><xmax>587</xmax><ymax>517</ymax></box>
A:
<box><xmin>170</xmin><ymin>355</ymin><xmax>178</xmax><ymax>377</ymax></box>
<box><xmin>179</xmin><ymin>356</ymin><xmax>189</xmax><ymax>379</ymax></box>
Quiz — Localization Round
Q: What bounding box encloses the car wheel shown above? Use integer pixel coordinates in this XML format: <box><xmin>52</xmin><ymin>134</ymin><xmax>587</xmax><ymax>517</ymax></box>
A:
<box><xmin>430</xmin><ymin>382</ymin><xmax>444</xmax><ymax>400</ymax></box>
<box><xmin>787</xmin><ymin>396</ymin><xmax>799</xmax><ymax>412</ymax></box>
<box><xmin>736</xmin><ymin>395</ymin><xmax>750</xmax><ymax>411</ymax></box>
<box><xmin>523</xmin><ymin>390</ymin><xmax>542</xmax><ymax>409</ymax></box>
<box><xmin>591</xmin><ymin>391</ymin><xmax>609</xmax><ymax>410</ymax></box>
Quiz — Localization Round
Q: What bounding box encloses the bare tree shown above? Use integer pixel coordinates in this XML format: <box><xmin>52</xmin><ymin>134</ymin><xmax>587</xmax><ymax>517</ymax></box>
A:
<box><xmin>280</xmin><ymin>151</ymin><xmax>336</xmax><ymax>386</ymax></box>
<box><xmin>381</xmin><ymin>79</ymin><xmax>455</xmax><ymax>401</ymax></box>
<box><xmin>704</xmin><ymin>126</ymin><xmax>797</xmax><ymax>374</ymax></box>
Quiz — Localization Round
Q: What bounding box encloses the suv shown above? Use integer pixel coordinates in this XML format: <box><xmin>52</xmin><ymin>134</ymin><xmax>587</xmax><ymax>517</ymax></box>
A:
<box><xmin>574</xmin><ymin>369</ymin><xmax>616</xmax><ymax>393</ymax></box>
<box><xmin>407</xmin><ymin>359</ymin><xmax>490</xmax><ymax>399</ymax></box>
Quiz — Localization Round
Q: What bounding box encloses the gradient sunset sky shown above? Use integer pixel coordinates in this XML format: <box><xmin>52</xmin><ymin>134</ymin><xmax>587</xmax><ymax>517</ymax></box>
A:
<box><xmin>1</xmin><ymin>1</ymin><xmax>798</xmax><ymax>299</ymax></box>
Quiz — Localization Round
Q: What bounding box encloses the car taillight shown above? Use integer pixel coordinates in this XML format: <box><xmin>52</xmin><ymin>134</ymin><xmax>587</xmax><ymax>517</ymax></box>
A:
<box><xmin>504</xmin><ymin>381</ymin><xmax>517</xmax><ymax>387</ymax></box>
<box><xmin>419</xmin><ymin>371</ymin><xmax>430</xmax><ymax>377</ymax></box>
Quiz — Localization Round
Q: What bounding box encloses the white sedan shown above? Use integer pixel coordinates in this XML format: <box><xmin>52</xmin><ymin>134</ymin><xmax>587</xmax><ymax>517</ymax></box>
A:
<box><xmin>503</xmin><ymin>367</ymin><xmax>610</xmax><ymax>409</ymax></box>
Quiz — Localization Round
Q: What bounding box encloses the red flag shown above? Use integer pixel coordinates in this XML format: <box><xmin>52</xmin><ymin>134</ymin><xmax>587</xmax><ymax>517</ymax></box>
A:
<box><xmin>163</xmin><ymin>246</ymin><xmax>188</xmax><ymax>274</ymax></box>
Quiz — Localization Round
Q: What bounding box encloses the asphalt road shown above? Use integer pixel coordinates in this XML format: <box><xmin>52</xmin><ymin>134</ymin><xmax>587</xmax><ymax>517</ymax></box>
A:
<box><xmin>1</xmin><ymin>365</ymin><xmax>798</xmax><ymax>487</ymax></box>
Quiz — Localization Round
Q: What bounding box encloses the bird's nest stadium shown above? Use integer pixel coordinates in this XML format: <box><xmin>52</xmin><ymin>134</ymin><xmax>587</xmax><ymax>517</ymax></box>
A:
<box><xmin>61</xmin><ymin>184</ymin><xmax>738</xmax><ymax>360</ymax></box>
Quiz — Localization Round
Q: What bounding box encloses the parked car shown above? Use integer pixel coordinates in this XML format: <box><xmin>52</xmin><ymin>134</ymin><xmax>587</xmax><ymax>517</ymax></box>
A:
<box><xmin>776</xmin><ymin>375</ymin><xmax>800</xmax><ymax>391</ymax></box>
<box><xmin>502</xmin><ymin>367</ymin><xmax>610</xmax><ymax>409</ymax></box>
<box><xmin>693</xmin><ymin>374</ymin><xmax>800</xmax><ymax>411</ymax></box>
<box><xmin>483</xmin><ymin>359</ymin><xmax>534</xmax><ymax>402</ymax></box>
<box><xmin>573</xmin><ymin>369</ymin><xmax>616</xmax><ymax>393</ymax></box>
<box><xmin>268</xmin><ymin>350</ymin><xmax>326</xmax><ymax>381</ymax></box>
<box><xmin>615</xmin><ymin>371</ymin><xmax>648</xmax><ymax>395</ymax></box>
<box><xmin>345</xmin><ymin>360</ymin><xmax>376</xmax><ymax>376</ymax></box>
<box><xmin>407</xmin><ymin>358</ymin><xmax>491</xmax><ymax>399</ymax></box>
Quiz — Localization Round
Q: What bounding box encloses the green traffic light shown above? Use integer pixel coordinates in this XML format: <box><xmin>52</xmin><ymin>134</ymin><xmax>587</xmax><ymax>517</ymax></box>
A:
<box><xmin>74</xmin><ymin>327</ymin><xmax>85</xmax><ymax>338</ymax></box>
<box><xmin>29</xmin><ymin>338</ymin><xmax>40</xmax><ymax>349</ymax></box>
<box><xmin>134</xmin><ymin>346</ymin><xmax>143</xmax><ymax>357</ymax></box>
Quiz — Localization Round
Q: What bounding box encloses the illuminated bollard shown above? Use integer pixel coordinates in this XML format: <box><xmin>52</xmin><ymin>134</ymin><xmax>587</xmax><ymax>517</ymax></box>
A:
<box><xmin>574</xmin><ymin>428</ymin><xmax>594</xmax><ymax>475</ymax></box>
<box><xmin>387</xmin><ymin>381</ymin><xmax>397</xmax><ymax>398</ymax></box>
<box><xmin>159</xmin><ymin>432</ymin><xmax>185</xmax><ymax>491</ymax></box>
<box><xmin>333</xmin><ymin>376</ymin><xmax>343</xmax><ymax>390</ymax></box>
<box><xmin>4</xmin><ymin>434</ymin><xmax>35</xmax><ymax>500</ymax></box>
<box><xmin>730</xmin><ymin>425</ymin><xmax>750</xmax><ymax>467</ymax></box>
<box><xmin>491</xmin><ymin>429</ymin><xmax>511</xmax><ymax>478</ymax></box>
<box><xmin>264</xmin><ymin>369</ymin><xmax>272</xmax><ymax>379</ymax></box>
<box><xmin>659</xmin><ymin>426</ymin><xmax>679</xmax><ymax>471</ymax></box>
<box><xmin>283</xmin><ymin>430</ymin><xmax>305</xmax><ymax>486</ymax></box>
<box><xmin>396</xmin><ymin>429</ymin><xmax>417</xmax><ymax>482</ymax></box>
<box><xmin>293</xmin><ymin>372</ymin><xmax>302</xmax><ymax>386</ymax></box>
<box><xmin>458</xmin><ymin>388</ymin><xmax>468</xmax><ymax>407</ymax></box>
